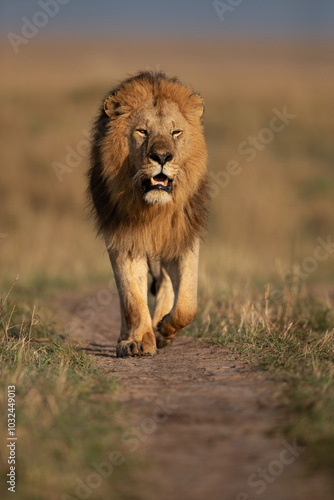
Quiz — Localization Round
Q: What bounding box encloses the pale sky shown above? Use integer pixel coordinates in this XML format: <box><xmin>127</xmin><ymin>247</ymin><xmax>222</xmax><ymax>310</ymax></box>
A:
<box><xmin>1</xmin><ymin>0</ymin><xmax>334</xmax><ymax>38</ymax></box>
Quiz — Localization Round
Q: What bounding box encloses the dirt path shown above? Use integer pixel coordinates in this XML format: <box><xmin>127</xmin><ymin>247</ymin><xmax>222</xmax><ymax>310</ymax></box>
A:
<box><xmin>57</xmin><ymin>289</ymin><xmax>332</xmax><ymax>500</ymax></box>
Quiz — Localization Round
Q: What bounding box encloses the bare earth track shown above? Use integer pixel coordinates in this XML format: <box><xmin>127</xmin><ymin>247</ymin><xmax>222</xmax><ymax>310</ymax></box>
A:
<box><xmin>58</xmin><ymin>289</ymin><xmax>332</xmax><ymax>500</ymax></box>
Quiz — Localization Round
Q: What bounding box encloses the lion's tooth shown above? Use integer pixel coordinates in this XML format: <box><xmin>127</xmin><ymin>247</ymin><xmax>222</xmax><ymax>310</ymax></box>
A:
<box><xmin>150</xmin><ymin>178</ymin><xmax>155</xmax><ymax>185</ymax></box>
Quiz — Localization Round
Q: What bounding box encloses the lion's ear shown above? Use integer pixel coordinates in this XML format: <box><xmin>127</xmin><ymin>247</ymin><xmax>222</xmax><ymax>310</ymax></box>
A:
<box><xmin>104</xmin><ymin>91</ymin><xmax>132</xmax><ymax>119</ymax></box>
<box><xmin>103</xmin><ymin>95</ymin><xmax>116</xmax><ymax>118</ymax></box>
<box><xmin>191</xmin><ymin>93</ymin><xmax>205</xmax><ymax>118</ymax></box>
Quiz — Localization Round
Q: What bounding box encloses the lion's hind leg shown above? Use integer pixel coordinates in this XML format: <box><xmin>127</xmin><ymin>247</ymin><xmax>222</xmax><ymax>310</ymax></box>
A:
<box><xmin>149</xmin><ymin>261</ymin><xmax>174</xmax><ymax>349</ymax></box>
<box><xmin>157</xmin><ymin>239</ymin><xmax>199</xmax><ymax>343</ymax></box>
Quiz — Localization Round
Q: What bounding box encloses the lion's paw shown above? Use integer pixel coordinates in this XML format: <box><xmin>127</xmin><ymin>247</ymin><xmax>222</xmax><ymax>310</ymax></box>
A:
<box><xmin>116</xmin><ymin>340</ymin><xmax>156</xmax><ymax>358</ymax></box>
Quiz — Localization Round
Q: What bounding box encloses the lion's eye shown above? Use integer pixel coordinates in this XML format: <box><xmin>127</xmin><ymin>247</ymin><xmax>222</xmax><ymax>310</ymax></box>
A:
<box><xmin>172</xmin><ymin>130</ymin><xmax>183</xmax><ymax>138</ymax></box>
<box><xmin>136</xmin><ymin>129</ymin><xmax>148</xmax><ymax>137</ymax></box>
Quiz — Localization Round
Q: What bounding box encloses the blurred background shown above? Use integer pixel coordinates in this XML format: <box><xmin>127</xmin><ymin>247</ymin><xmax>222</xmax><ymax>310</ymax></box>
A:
<box><xmin>1</xmin><ymin>0</ymin><xmax>334</xmax><ymax>297</ymax></box>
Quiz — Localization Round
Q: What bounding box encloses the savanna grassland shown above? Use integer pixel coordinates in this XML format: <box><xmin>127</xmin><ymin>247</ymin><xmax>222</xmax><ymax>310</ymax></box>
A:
<box><xmin>1</xmin><ymin>39</ymin><xmax>334</xmax><ymax>287</ymax></box>
<box><xmin>1</xmin><ymin>38</ymin><xmax>334</xmax><ymax>498</ymax></box>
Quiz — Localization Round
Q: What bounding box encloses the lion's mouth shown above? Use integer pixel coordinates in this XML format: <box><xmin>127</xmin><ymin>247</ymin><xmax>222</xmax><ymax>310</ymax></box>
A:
<box><xmin>142</xmin><ymin>173</ymin><xmax>173</xmax><ymax>195</ymax></box>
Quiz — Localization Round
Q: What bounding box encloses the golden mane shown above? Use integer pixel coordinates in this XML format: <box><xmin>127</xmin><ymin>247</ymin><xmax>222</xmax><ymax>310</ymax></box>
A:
<box><xmin>88</xmin><ymin>71</ymin><xmax>209</xmax><ymax>260</ymax></box>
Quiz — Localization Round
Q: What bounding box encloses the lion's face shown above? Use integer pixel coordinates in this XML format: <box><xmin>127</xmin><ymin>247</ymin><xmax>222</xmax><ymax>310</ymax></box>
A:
<box><xmin>102</xmin><ymin>75</ymin><xmax>206</xmax><ymax>208</ymax></box>
<box><xmin>128</xmin><ymin>100</ymin><xmax>190</xmax><ymax>205</ymax></box>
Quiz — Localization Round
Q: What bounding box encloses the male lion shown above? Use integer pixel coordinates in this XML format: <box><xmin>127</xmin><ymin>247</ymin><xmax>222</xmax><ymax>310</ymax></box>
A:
<box><xmin>88</xmin><ymin>71</ymin><xmax>209</xmax><ymax>357</ymax></box>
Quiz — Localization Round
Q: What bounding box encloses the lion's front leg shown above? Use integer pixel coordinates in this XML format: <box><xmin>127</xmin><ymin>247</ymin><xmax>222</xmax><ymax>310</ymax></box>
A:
<box><xmin>109</xmin><ymin>250</ymin><xmax>156</xmax><ymax>357</ymax></box>
<box><xmin>157</xmin><ymin>239</ymin><xmax>199</xmax><ymax>343</ymax></box>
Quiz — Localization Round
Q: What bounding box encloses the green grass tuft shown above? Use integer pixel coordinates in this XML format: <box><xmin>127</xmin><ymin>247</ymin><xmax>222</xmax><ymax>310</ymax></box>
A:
<box><xmin>187</xmin><ymin>283</ymin><xmax>334</xmax><ymax>476</ymax></box>
<box><xmin>0</xmin><ymin>286</ymin><xmax>132</xmax><ymax>500</ymax></box>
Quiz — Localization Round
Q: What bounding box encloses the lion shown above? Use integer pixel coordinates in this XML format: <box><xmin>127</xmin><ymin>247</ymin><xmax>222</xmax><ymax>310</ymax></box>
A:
<box><xmin>87</xmin><ymin>71</ymin><xmax>209</xmax><ymax>357</ymax></box>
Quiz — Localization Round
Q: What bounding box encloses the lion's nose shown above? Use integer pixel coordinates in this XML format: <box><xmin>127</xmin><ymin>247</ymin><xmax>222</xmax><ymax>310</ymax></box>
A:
<box><xmin>149</xmin><ymin>152</ymin><xmax>173</xmax><ymax>166</ymax></box>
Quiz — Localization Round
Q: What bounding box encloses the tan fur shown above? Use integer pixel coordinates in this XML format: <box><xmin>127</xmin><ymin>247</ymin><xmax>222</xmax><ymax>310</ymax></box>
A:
<box><xmin>88</xmin><ymin>72</ymin><xmax>209</xmax><ymax>357</ymax></box>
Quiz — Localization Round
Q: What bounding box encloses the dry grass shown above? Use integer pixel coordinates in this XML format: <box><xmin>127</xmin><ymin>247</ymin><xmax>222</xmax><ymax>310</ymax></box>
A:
<box><xmin>0</xmin><ymin>283</ymin><xmax>137</xmax><ymax>500</ymax></box>
<box><xmin>187</xmin><ymin>280</ymin><xmax>334</xmax><ymax>474</ymax></box>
